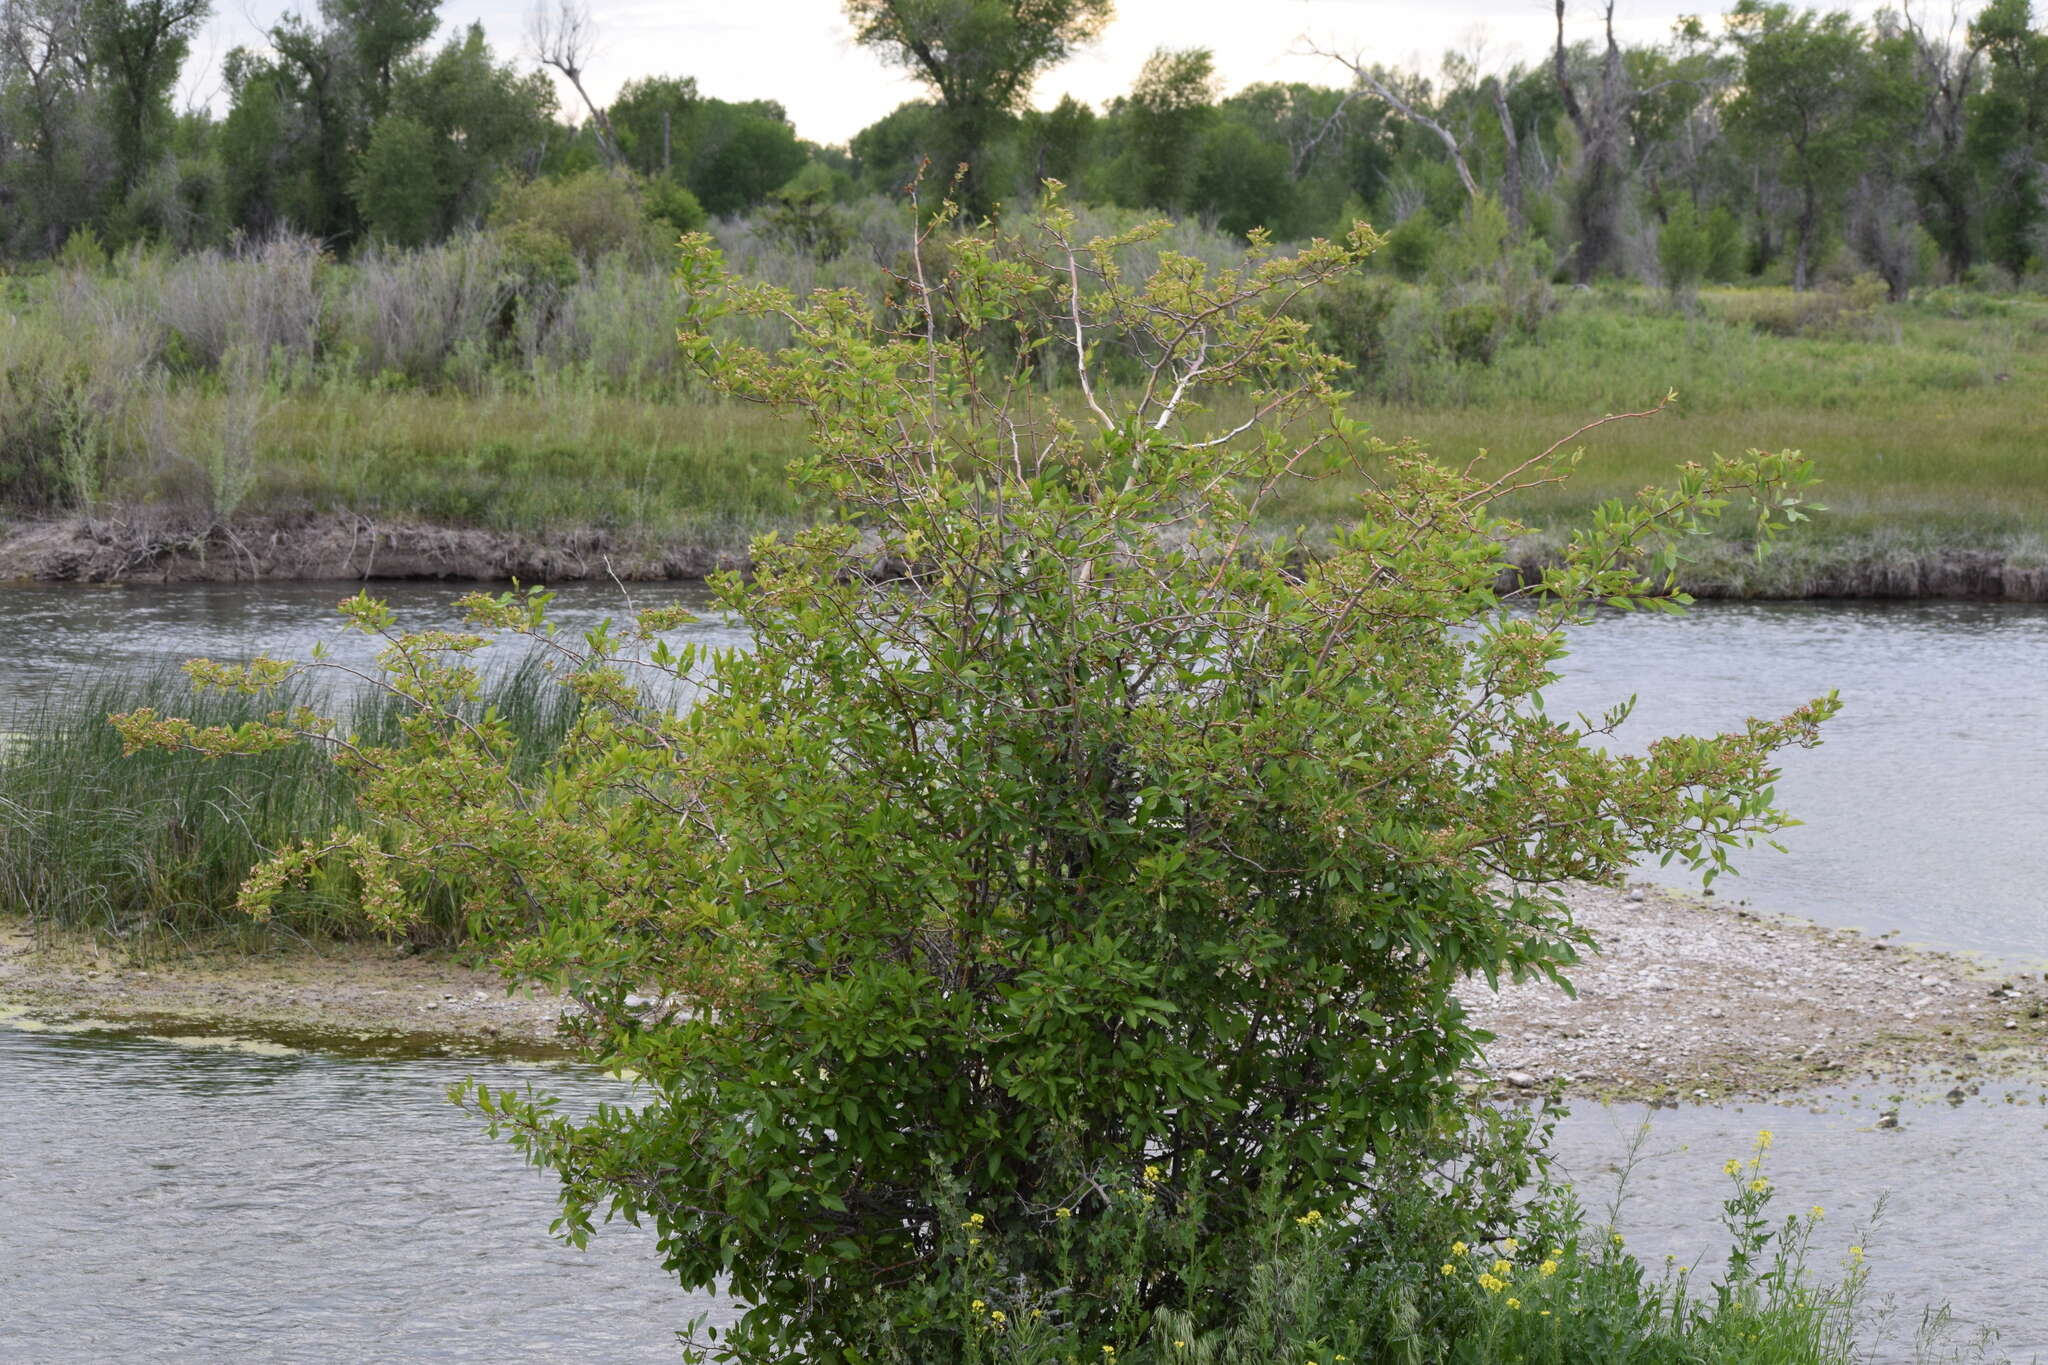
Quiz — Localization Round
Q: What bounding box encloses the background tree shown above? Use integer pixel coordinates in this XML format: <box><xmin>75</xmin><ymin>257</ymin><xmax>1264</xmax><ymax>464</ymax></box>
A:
<box><xmin>527</xmin><ymin>0</ymin><xmax>617</xmax><ymax>167</ymax></box>
<box><xmin>330</xmin><ymin>0</ymin><xmax>435</xmax><ymax>116</ymax></box>
<box><xmin>0</xmin><ymin>0</ymin><xmax>102</xmax><ymax>253</ymax></box>
<box><xmin>354</xmin><ymin>22</ymin><xmax>553</xmax><ymax>243</ymax></box>
<box><xmin>1113</xmin><ymin>45</ymin><xmax>1215</xmax><ymax>212</ymax></box>
<box><xmin>1967</xmin><ymin>0</ymin><xmax>2048</xmax><ymax>276</ymax></box>
<box><xmin>843</xmin><ymin>0</ymin><xmax>1111</xmax><ymax>210</ymax></box>
<box><xmin>84</xmin><ymin>0</ymin><xmax>208</xmax><ymax>206</ymax></box>
<box><xmin>1727</xmin><ymin>2</ymin><xmax>1920</xmax><ymax>289</ymax></box>
<box><xmin>607</xmin><ymin>81</ymin><xmax>810</xmax><ymax>218</ymax></box>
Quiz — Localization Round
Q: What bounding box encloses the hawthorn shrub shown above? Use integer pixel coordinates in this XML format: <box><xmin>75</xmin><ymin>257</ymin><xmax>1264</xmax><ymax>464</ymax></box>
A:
<box><xmin>117</xmin><ymin>199</ymin><xmax>1834</xmax><ymax>1361</ymax></box>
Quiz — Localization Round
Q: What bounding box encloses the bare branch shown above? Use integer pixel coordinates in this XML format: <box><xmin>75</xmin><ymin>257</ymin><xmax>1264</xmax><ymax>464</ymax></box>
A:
<box><xmin>528</xmin><ymin>0</ymin><xmax>621</xmax><ymax>168</ymax></box>
<box><xmin>1300</xmin><ymin>40</ymin><xmax>1481</xmax><ymax>203</ymax></box>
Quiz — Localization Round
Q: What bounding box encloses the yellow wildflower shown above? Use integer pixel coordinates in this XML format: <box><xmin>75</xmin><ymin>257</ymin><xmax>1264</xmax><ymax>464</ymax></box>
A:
<box><xmin>1452</xmin><ymin>1241</ymin><xmax>1469</xmax><ymax>1256</ymax></box>
<box><xmin>1296</xmin><ymin>1209</ymin><xmax>1323</xmax><ymax>1226</ymax></box>
<box><xmin>1103</xmin><ymin>1349</ymin><xmax>1116</xmax><ymax>1358</ymax></box>
<box><xmin>1440</xmin><ymin>1263</ymin><xmax>1457</xmax><ymax>1277</ymax></box>
<box><xmin>1611</xmin><ymin>1232</ymin><xmax>1625</xmax><ymax>1247</ymax></box>
<box><xmin>1478</xmin><ymin>1273</ymin><xmax>1505</xmax><ymax>1294</ymax></box>
<box><xmin>972</xmin><ymin>1300</ymin><xmax>985</xmax><ymax>1311</ymax></box>
<box><xmin>1539</xmin><ymin>1259</ymin><xmax>1559</xmax><ymax>1277</ymax></box>
<box><xmin>1810</xmin><ymin>1206</ymin><xmax>1825</xmax><ymax>1219</ymax></box>
<box><xmin>1055</xmin><ymin>1207</ymin><xmax>1073</xmax><ymax>1220</ymax></box>
<box><xmin>967</xmin><ymin>1213</ymin><xmax>986</xmax><ymax>1228</ymax></box>
<box><xmin>1492</xmin><ymin>1258</ymin><xmax>1513</xmax><ymax>1274</ymax></box>
<box><xmin>1749</xmin><ymin>1178</ymin><xmax>1769</xmax><ymax>1193</ymax></box>
<box><xmin>1506</xmin><ymin>1298</ymin><xmax>1521</xmax><ymax>1310</ymax></box>
<box><xmin>1144</xmin><ymin>1164</ymin><xmax>1162</xmax><ymax>1181</ymax></box>
<box><xmin>1501</xmin><ymin>1238</ymin><xmax>1519</xmax><ymax>1254</ymax></box>
<box><xmin>1757</xmin><ymin>1129</ymin><xmax>1774</xmax><ymax>1149</ymax></box>
<box><xmin>1723</xmin><ymin>1159</ymin><xmax>1742</xmax><ymax>1177</ymax></box>
<box><xmin>1849</xmin><ymin>1245</ymin><xmax>1865</xmax><ymax>1262</ymax></box>
<box><xmin>990</xmin><ymin>1311</ymin><xmax>1006</xmax><ymax>1325</ymax></box>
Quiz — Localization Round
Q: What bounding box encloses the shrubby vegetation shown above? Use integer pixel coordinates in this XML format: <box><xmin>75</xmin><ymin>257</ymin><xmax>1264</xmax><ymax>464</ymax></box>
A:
<box><xmin>109</xmin><ymin>202</ymin><xmax>1864</xmax><ymax>1359</ymax></box>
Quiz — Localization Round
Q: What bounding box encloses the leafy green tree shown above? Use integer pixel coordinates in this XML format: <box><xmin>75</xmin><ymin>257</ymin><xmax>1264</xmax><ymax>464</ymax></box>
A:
<box><xmin>1017</xmin><ymin>92</ymin><xmax>1095</xmax><ymax>192</ymax></box>
<box><xmin>352</xmin><ymin>110</ymin><xmax>439</xmax><ymax>244</ymax></box>
<box><xmin>1659</xmin><ymin>193</ymin><xmax>1713</xmax><ymax>299</ymax></box>
<box><xmin>329</xmin><ymin>0</ymin><xmax>437</xmax><ymax>115</ymax></box>
<box><xmin>1704</xmin><ymin>202</ymin><xmax>1746</xmax><ymax>280</ymax></box>
<box><xmin>128</xmin><ymin>205</ymin><xmax>1832</xmax><ymax>1359</ymax></box>
<box><xmin>0</xmin><ymin>0</ymin><xmax>103</xmax><ymax>253</ymax></box>
<box><xmin>488</xmin><ymin>167</ymin><xmax>681</xmax><ymax>263</ymax></box>
<box><xmin>844</xmin><ymin>0</ymin><xmax>1111</xmax><ymax>210</ymax></box>
<box><xmin>1726</xmin><ymin>2</ymin><xmax>1920</xmax><ymax>289</ymax></box>
<box><xmin>849</xmin><ymin>99</ymin><xmax>943</xmax><ymax>195</ymax></box>
<box><xmin>1967</xmin><ymin>0</ymin><xmax>2048</xmax><ymax>276</ymax></box>
<box><xmin>1192</xmin><ymin>119</ymin><xmax>1293</xmax><ymax>238</ymax></box>
<box><xmin>84</xmin><ymin>0</ymin><xmax>211</xmax><ymax>210</ymax></box>
<box><xmin>350</xmin><ymin>22</ymin><xmax>554</xmax><ymax>243</ymax></box>
<box><xmin>217</xmin><ymin>51</ymin><xmax>296</xmax><ymax>236</ymax></box>
<box><xmin>259</xmin><ymin>14</ymin><xmax>360</xmax><ymax>242</ymax></box>
<box><xmin>607</xmin><ymin>77</ymin><xmax>808</xmax><ymax>217</ymax></box>
<box><xmin>1115</xmin><ymin>46</ymin><xmax>1216</xmax><ymax>213</ymax></box>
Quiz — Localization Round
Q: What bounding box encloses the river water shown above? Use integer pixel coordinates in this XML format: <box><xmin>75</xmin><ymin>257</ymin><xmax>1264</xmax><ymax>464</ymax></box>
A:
<box><xmin>0</xmin><ymin>1015</ymin><xmax>722</xmax><ymax>1363</ymax></box>
<box><xmin>1</xmin><ymin>582</ymin><xmax>2045</xmax><ymax>1359</ymax></box>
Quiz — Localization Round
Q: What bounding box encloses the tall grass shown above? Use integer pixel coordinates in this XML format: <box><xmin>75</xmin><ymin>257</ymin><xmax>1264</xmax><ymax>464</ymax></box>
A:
<box><xmin>0</xmin><ymin>659</ymin><xmax>580</xmax><ymax>944</ymax></box>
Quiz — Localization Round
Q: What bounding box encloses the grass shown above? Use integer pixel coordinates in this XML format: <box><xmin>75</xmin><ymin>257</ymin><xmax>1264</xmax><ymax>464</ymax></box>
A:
<box><xmin>1269</xmin><ymin>288</ymin><xmax>2048</xmax><ymax>553</ymax></box>
<box><xmin>884</xmin><ymin>1126</ymin><xmax>2011</xmax><ymax>1364</ymax></box>
<box><xmin>0</xmin><ymin>659</ymin><xmax>580</xmax><ymax>946</ymax></box>
<box><xmin>6</xmin><ymin>234</ymin><xmax>2046</xmax><ymax>585</ymax></box>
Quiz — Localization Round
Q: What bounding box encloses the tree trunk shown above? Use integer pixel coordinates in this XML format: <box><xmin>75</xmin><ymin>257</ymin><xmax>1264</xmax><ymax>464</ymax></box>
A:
<box><xmin>1794</xmin><ymin>183</ymin><xmax>1817</xmax><ymax>291</ymax></box>
<box><xmin>1492</xmin><ymin>79</ymin><xmax>1523</xmax><ymax>232</ymax></box>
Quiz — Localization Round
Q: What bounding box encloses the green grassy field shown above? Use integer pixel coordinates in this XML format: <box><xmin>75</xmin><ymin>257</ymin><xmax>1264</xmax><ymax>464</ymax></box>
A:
<box><xmin>8</xmin><ymin>258</ymin><xmax>2045</xmax><ymax>582</ymax></box>
<box><xmin>1283</xmin><ymin>288</ymin><xmax>2048</xmax><ymax>552</ymax></box>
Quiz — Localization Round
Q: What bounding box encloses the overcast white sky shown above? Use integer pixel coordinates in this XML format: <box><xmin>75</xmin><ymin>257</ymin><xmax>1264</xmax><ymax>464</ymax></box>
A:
<box><xmin>180</xmin><ymin>0</ymin><xmax>1910</xmax><ymax>147</ymax></box>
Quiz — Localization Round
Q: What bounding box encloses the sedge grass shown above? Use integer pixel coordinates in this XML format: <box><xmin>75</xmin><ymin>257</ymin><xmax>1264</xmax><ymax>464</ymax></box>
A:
<box><xmin>0</xmin><ymin>659</ymin><xmax>580</xmax><ymax>944</ymax></box>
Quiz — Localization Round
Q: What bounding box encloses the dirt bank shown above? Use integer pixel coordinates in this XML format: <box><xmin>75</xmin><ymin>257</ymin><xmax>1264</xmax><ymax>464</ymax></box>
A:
<box><xmin>0</xmin><ymin>512</ymin><xmax>750</xmax><ymax>585</ymax></box>
<box><xmin>1465</xmin><ymin>882</ymin><xmax>2048</xmax><ymax>1102</ymax></box>
<box><xmin>0</xmin><ymin>918</ymin><xmax>564</xmax><ymax>1051</ymax></box>
<box><xmin>7</xmin><ymin>511</ymin><xmax>2048</xmax><ymax>601</ymax></box>
<box><xmin>8</xmin><ymin>885</ymin><xmax>2048</xmax><ymax>1096</ymax></box>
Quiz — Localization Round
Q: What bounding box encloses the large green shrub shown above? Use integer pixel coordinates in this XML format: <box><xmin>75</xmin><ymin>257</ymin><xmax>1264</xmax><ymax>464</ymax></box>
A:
<box><xmin>122</xmin><ymin>204</ymin><xmax>1832</xmax><ymax>1360</ymax></box>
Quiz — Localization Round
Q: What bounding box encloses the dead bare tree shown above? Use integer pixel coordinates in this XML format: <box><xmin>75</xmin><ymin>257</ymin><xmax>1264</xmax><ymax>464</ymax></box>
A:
<box><xmin>1898</xmin><ymin>0</ymin><xmax>1987</xmax><ymax>278</ymax></box>
<box><xmin>1289</xmin><ymin>85</ymin><xmax>1360</xmax><ymax>182</ymax></box>
<box><xmin>1303</xmin><ymin>41</ymin><xmax>1481</xmax><ymax>205</ymax></box>
<box><xmin>1490</xmin><ymin>77</ymin><xmax>1523</xmax><ymax>230</ymax></box>
<box><xmin>529</xmin><ymin>0</ymin><xmax>620</xmax><ymax>169</ymax></box>
<box><xmin>1551</xmin><ymin>0</ymin><xmax>1709</xmax><ymax>281</ymax></box>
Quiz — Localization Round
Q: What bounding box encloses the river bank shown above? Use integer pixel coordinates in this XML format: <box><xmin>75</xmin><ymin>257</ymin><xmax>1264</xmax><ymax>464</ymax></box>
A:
<box><xmin>8</xmin><ymin>883</ymin><xmax>2048</xmax><ymax>1096</ymax></box>
<box><xmin>0</xmin><ymin>917</ymin><xmax>565</xmax><ymax>1052</ymax></box>
<box><xmin>8</xmin><ymin>511</ymin><xmax>2048</xmax><ymax>601</ymax></box>
<box><xmin>1464</xmin><ymin>883</ymin><xmax>2048</xmax><ymax>1103</ymax></box>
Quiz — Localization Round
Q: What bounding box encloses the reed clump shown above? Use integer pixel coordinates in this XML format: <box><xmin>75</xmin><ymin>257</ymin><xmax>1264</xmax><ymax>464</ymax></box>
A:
<box><xmin>0</xmin><ymin>660</ymin><xmax>579</xmax><ymax>944</ymax></box>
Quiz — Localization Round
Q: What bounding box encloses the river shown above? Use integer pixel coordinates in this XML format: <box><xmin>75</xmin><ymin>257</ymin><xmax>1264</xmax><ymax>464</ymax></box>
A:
<box><xmin>1</xmin><ymin>581</ymin><xmax>2044</xmax><ymax>1359</ymax></box>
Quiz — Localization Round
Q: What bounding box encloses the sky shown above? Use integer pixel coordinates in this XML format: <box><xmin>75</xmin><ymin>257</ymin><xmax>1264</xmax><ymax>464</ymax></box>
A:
<box><xmin>179</xmin><ymin>0</ymin><xmax>1910</xmax><ymax>147</ymax></box>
